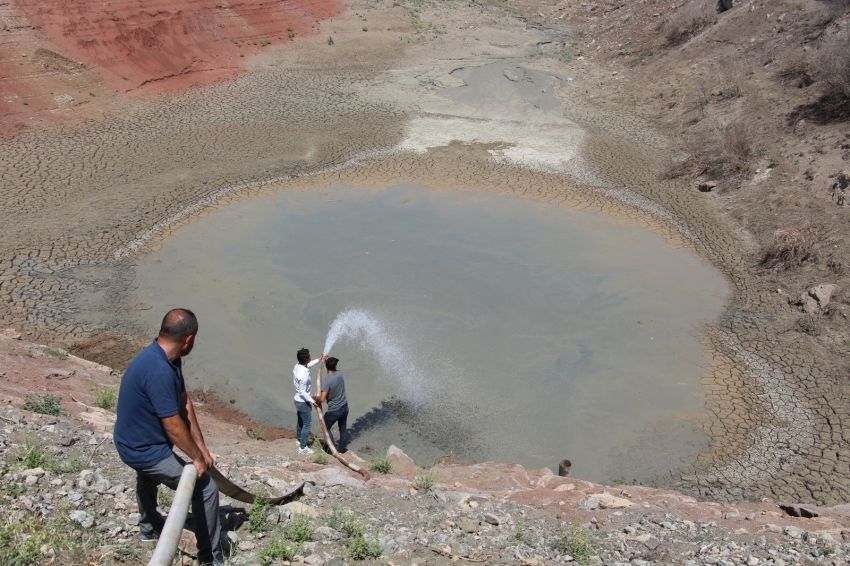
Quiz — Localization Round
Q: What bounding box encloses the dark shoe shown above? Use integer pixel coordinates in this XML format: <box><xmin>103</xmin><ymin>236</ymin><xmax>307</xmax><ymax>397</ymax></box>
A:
<box><xmin>200</xmin><ymin>551</ymin><xmax>225</xmax><ymax>566</ymax></box>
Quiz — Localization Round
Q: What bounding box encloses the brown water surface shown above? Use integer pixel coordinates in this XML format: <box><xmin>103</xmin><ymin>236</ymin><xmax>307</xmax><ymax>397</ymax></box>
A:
<box><xmin>133</xmin><ymin>183</ymin><xmax>728</xmax><ymax>482</ymax></box>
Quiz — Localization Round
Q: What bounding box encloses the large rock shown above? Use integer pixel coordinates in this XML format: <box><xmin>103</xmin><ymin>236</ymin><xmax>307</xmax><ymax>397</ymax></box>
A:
<box><xmin>300</xmin><ymin>467</ymin><xmax>366</xmax><ymax>489</ymax></box>
<box><xmin>596</xmin><ymin>492</ymin><xmax>634</xmax><ymax>509</ymax></box>
<box><xmin>387</xmin><ymin>445</ymin><xmax>417</xmax><ymax>479</ymax></box>
<box><xmin>283</xmin><ymin>501</ymin><xmax>318</xmax><ymax>518</ymax></box>
<box><xmin>799</xmin><ymin>284</ymin><xmax>837</xmax><ymax>314</ymax></box>
<box><xmin>70</xmin><ymin>510</ymin><xmax>95</xmax><ymax>529</ymax></box>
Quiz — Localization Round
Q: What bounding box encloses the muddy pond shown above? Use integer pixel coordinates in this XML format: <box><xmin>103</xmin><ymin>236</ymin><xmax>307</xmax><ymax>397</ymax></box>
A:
<box><xmin>133</xmin><ymin>184</ymin><xmax>728</xmax><ymax>482</ymax></box>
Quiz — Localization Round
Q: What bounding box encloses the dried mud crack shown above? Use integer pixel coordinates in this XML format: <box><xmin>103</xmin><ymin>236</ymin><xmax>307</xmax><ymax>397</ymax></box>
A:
<box><xmin>1</xmin><ymin>0</ymin><xmax>849</xmax><ymax>510</ymax></box>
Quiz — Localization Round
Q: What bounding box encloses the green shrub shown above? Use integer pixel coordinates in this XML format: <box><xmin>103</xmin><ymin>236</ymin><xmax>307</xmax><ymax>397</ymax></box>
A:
<box><xmin>327</xmin><ymin>36</ymin><xmax>334</xmax><ymax>45</ymax></box>
<box><xmin>369</xmin><ymin>456</ymin><xmax>392</xmax><ymax>474</ymax></box>
<box><xmin>312</xmin><ymin>439</ymin><xmax>328</xmax><ymax>465</ymax></box>
<box><xmin>260</xmin><ymin>38</ymin><xmax>271</xmax><ymax>46</ymax></box>
<box><xmin>414</xmin><ymin>468</ymin><xmax>438</xmax><ymax>490</ymax></box>
<box><xmin>550</xmin><ymin>524</ymin><xmax>594</xmax><ymax>564</ymax></box>
<box><xmin>247</xmin><ymin>425</ymin><xmax>266</xmax><ymax>440</ymax></box>
<box><xmin>44</xmin><ymin>347</ymin><xmax>68</xmax><ymax>360</ymax></box>
<box><xmin>23</xmin><ymin>393</ymin><xmax>64</xmax><ymax>416</ymax></box>
<box><xmin>90</xmin><ymin>383</ymin><xmax>117</xmax><ymax>412</ymax></box>
<box><xmin>257</xmin><ymin>531</ymin><xmax>297</xmax><ymax>565</ymax></box>
<box><xmin>327</xmin><ymin>508</ymin><xmax>363</xmax><ymax>539</ymax></box>
<box><xmin>284</xmin><ymin>514</ymin><xmax>314</xmax><ymax>543</ymax></box>
<box><xmin>18</xmin><ymin>437</ymin><xmax>53</xmax><ymax>469</ymax></box>
<box><xmin>362</xmin><ymin>26</ymin><xmax>369</xmax><ymax>32</ymax></box>
<box><xmin>347</xmin><ymin>533</ymin><xmax>382</xmax><ymax>560</ymax></box>
<box><xmin>248</xmin><ymin>490</ymin><xmax>275</xmax><ymax>534</ymax></box>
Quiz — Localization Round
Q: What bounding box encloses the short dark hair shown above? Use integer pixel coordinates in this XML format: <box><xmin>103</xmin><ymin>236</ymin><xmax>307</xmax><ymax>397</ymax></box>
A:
<box><xmin>297</xmin><ymin>348</ymin><xmax>310</xmax><ymax>365</ymax></box>
<box><xmin>159</xmin><ymin>308</ymin><xmax>198</xmax><ymax>340</ymax></box>
<box><xmin>325</xmin><ymin>357</ymin><xmax>339</xmax><ymax>372</ymax></box>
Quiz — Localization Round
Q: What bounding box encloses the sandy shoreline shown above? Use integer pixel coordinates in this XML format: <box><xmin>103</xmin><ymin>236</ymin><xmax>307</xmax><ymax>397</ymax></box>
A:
<box><xmin>1</xmin><ymin>0</ymin><xmax>848</xmax><ymax>506</ymax></box>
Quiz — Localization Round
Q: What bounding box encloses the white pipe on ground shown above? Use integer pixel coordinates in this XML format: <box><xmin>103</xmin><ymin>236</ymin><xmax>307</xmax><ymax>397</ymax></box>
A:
<box><xmin>148</xmin><ymin>464</ymin><xmax>198</xmax><ymax>566</ymax></box>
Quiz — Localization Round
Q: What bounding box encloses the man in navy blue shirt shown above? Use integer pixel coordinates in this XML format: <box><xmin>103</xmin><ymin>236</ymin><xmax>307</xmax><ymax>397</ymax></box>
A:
<box><xmin>114</xmin><ymin>309</ymin><xmax>222</xmax><ymax>565</ymax></box>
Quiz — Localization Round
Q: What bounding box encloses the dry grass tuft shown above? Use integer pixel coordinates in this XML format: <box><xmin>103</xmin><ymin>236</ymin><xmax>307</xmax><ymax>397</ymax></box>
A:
<box><xmin>664</xmin><ymin>0</ymin><xmax>717</xmax><ymax>46</ymax></box>
<box><xmin>666</xmin><ymin>119</ymin><xmax>758</xmax><ymax>182</ymax></box>
<box><xmin>811</xmin><ymin>26</ymin><xmax>850</xmax><ymax>101</ymax></box>
<box><xmin>760</xmin><ymin>221</ymin><xmax>829</xmax><ymax>270</ymax></box>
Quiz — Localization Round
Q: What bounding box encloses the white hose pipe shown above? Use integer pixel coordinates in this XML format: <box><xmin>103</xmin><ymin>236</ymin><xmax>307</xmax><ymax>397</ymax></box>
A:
<box><xmin>148</xmin><ymin>464</ymin><xmax>198</xmax><ymax>566</ymax></box>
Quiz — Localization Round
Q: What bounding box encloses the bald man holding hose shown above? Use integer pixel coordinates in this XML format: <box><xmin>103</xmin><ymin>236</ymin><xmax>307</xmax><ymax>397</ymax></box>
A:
<box><xmin>113</xmin><ymin>308</ymin><xmax>223</xmax><ymax>566</ymax></box>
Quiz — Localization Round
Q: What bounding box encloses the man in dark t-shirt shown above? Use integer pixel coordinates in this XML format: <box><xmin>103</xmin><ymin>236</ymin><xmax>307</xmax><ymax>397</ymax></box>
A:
<box><xmin>113</xmin><ymin>309</ymin><xmax>222</xmax><ymax>565</ymax></box>
<box><xmin>313</xmin><ymin>356</ymin><xmax>349</xmax><ymax>452</ymax></box>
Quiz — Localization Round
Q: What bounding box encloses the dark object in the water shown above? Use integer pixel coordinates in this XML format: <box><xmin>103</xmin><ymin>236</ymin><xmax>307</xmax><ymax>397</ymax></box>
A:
<box><xmin>558</xmin><ymin>459</ymin><xmax>572</xmax><ymax>477</ymax></box>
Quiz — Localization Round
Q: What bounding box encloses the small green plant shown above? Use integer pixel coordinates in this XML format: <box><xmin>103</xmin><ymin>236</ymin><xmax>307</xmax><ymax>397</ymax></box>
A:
<box><xmin>0</xmin><ymin>514</ymin><xmax>48</xmax><ymax>565</ymax></box>
<box><xmin>347</xmin><ymin>532</ymin><xmax>382</xmax><ymax>560</ymax></box>
<box><xmin>18</xmin><ymin>437</ymin><xmax>53</xmax><ymax>469</ymax></box>
<box><xmin>284</xmin><ymin>514</ymin><xmax>314</xmax><ymax>543</ymax></box>
<box><xmin>25</xmin><ymin>347</ymin><xmax>34</xmax><ymax>357</ymax></box>
<box><xmin>122</xmin><ymin>74</ymin><xmax>127</xmax><ymax>80</ymax></box>
<box><xmin>44</xmin><ymin>347</ymin><xmax>67</xmax><ymax>360</ymax></box>
<box><xmin>57</xmin><ymin>449</ymin><xmax>84</xmax><ymax>474</ymax></box>
<box><xmin>260</xmin><ymin>38</ymin><xmax>271</xmax><ymax>46</ymax></box>
<box><xmin>369</xmin><ymin>456</ymin><xmax>392</xmax><ymax>474</ymax></box>
<box><xmin>247</xmin><ymin>425</ymin><xmax>266</xmax><ymax>440</ymax></box>
<box><xmin>513</xmin><ymin>520</ymin><xmax>529</xmax><ymax>543</ymax></box>
<box><xmin>157</xmin><ymin>484</ymin><xmax>174</xmax><ymax>509</ymax></box>
<box><xmin>327</xmin><ymin>36</ymin><xmax>334</xmax><ymax>45</ymax></box>
<box><xmin>22</xmin><ymin>101</ymin><xmax>28</xmax><ymax>106</ymax></box>
<box><xmin>414</xmin><ymin>468</ymin><xmax>438</xmax><ymax>490</ymax></box>
<box><xmin>327</xmin><ymin>508</ymin><xmax>363</xmax><ymax>539</ymax></box>
<box><xmin>312</xmin><ymin>439</ymin><xmax>328</xmax><ymax>464</ymax></box>
<box><xmin>258</xmin><ymin>531</ymin><xmax>297</xmax><ymax>565</ymax></box>
<box><xmin>24</xmin><ymin>393</ymin><xmax>64</xmax><ymax>416</ymax></box>
<box><xmin>550</xmin><ymin>523</ymin><xmax>594</xmax><ymax>564</ymax></box>
<box><xmin>362</xmin><ymin>26</ymin><xmax>369</xmax><ymax>32</ymax></box>
<box><xmin>287</xmin><ymin>31</ymin><xmax>295</xmax><ymax>39</ymax></box>
<box><xmin>88</xmin><ymin>92</ymin><xmax>95</xmax><ymax>97</ymax></box>
<box><xmin>248</xmin><ymin>489</ymin><xmax>275</xmax><ymax>534</ymax></box>
<box><xmin>768</xmin><ymin>157</ymin><xmax>780</xmax><ymax>169</ymax></box>
<box><xmin>90</xmin><ymin>383</ymin><xmax>117</xmax><ymax>412</ymax></box>
<box><xmin>611</xmin><ymin>476</ymin><xmax>628</xmax><ymax>486</ymax></box>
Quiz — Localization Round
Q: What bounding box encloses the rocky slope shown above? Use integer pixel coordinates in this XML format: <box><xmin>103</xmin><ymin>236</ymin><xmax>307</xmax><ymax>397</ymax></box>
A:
<box><xmin>2</xmin><ymin>331</ymin><xmax>850</xmax><ymax>565</ymax></box>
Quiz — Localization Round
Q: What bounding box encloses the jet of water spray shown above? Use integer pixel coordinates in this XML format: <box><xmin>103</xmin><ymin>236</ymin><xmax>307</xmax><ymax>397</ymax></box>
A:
<box><xmin>323</xmin><ymin>309</ymin><xmax>424</xmax><ymax>403</ymax></box>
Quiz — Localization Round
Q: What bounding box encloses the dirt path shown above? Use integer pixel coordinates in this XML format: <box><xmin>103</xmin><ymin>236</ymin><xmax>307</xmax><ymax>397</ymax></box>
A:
<box><xmin>1</xmin><ymin>0</ymin><xmax>848</xmax><ymax>506</ymax></box>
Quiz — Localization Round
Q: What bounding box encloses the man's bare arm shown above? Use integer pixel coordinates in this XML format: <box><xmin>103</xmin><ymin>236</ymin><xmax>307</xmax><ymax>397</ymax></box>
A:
<box><xmin>160</xmin><ymin>413</ymin><xmax>209</xmax><ymax>478</ymax></box>
<box><xmin>313</xmin><ymin>391</ymin><xmax>328</xmax><ymax>404</ymax></box>
<box><xmin>181</xmin><ymin>393</ymin><xmax>213</xmax><ymax>467</ymax></box>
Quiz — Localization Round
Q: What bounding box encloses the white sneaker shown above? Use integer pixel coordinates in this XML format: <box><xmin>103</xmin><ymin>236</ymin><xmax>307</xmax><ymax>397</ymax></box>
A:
<box><xmin>299</xmin><ymin>446</ymin><xmax>315</xmax><ymax>455</ymax></box>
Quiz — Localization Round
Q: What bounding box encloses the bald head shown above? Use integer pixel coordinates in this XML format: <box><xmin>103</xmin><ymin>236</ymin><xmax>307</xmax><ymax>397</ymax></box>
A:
<box><xmin>158</xmin><ymin>308</ymin><xmax>198</xmax><ymax>342</ymax></box>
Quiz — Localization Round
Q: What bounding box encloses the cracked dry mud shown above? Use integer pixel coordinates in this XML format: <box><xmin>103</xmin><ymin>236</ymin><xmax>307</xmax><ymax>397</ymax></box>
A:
<box><xmin>1</xmin><ymin>0</ymin><xmax>847</xmax><ymax>507</ymax></box>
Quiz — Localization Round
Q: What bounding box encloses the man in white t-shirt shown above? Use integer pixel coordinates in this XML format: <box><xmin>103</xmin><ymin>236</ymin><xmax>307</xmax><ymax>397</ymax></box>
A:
<box><xmin>293</xmin><ymin>348</ymin><xmax>324</xmax><ymax>454</ymax></box>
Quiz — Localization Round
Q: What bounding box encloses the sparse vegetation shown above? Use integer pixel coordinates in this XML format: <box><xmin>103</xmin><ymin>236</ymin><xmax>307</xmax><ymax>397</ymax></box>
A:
<box><xmin>327</xmin><ymin>36</ymin><xmax>334</xmax><ymax>45</ymax></box>
<box><xmin>668</xmin><ymin>119</ymin><xmax>758</xmax><ymax>183</ymax></box>
<box><xmin>810</xmin><ymin>26</ymin><xmax>850</xmax><ymax>113</ymax></box>
<box><xmin>414</xmin><ymin>467</ymin><xmax>438</xmax><ymax>489</ymax></box>
<box><xmin>312</xmin><ymin>438</ymin><xmax>328</xmax><ymax>464</ymax></box>
<box><xmin>369</xmin><ymin>456</ymin><xmax>392</xmax><ymax>474</ymax></box>
<box><xmin>157</xmin><ymin>484</ymin><xmax>174</xmax><ymax>509</ymax></box>
<box><xmin>284</xmin><ymin>514</ymin><xmax>314</xmax><ymax>543</ymax></box>
<box><xmin>16</xmin><ymin>438</ymin><xmax>83</xmax><ymax>474</ymax></box>
<box><xmin>44</xmin><ymin>347</ymin><xmax>67</xmax><ymax>360</ymax></box>
<box><xmin>347</xmin><ymin>532</ymin><xmax>382</xmax><ymax>560</ymax></box>
<box><xmin>326</xmin><ymin>508</ymin><xmax>381</xmax><ymax>560</ymax></box>
<box><xmin>550</xmin><ymin>523</ymin><xmax>595</xmax><ymax>564</ymax></box>
<box><xmin>260</xmin><ymin>38</ymin><xmax>271</xmax><ymax>46</ymax></box>
<box><xmin>248</xmin><ymin>488</ymin><xmax>275</xmax><ymax>534</ymax></box>
<box><xmin>90</xmin><ymin>383</ymin><xmax>117</xmax><ymax>412</ymax></box>
<box><xmin>257</xmin><ymin>531</ymin><xmax>297</xmax><ymax>565</ymax></box>
<box><xmin>25</xmin><ymin>347</ymin><xmax>34</xmax><ymax>357</ymax></box>
<box><xmin>247</xmin><ymin>425</ymin><xmax>266</xmax><ymax>440</ymax></box>
<box><xmin>664</xmin><ymin>0</ymin><xmax>717</xmax><ymax>46</ymax></box>
<box><xmin>23</xmin><ymin>393</ymin><xmax>64</xmax><ymax>416</ymax></box>
<box><xmin>611</xmin><ymin>476</ymin><xmax>628</xmax><ymax>486</ymax></box>
<box><xmin>761</xmin><ymin>221</ymin><xmax>828</xmax><ymax>270</ymax></box>
<box><xmin>362</xmin><ymin>26</ymin><xmax>369</xmax><ymax>32</ymax></box>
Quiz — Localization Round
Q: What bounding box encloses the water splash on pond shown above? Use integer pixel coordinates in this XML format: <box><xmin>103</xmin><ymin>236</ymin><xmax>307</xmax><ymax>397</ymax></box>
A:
<box><xmin>324</xmin><ymin>308</ymin><xmax>430</xmax><ymax>404</ymax></box>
